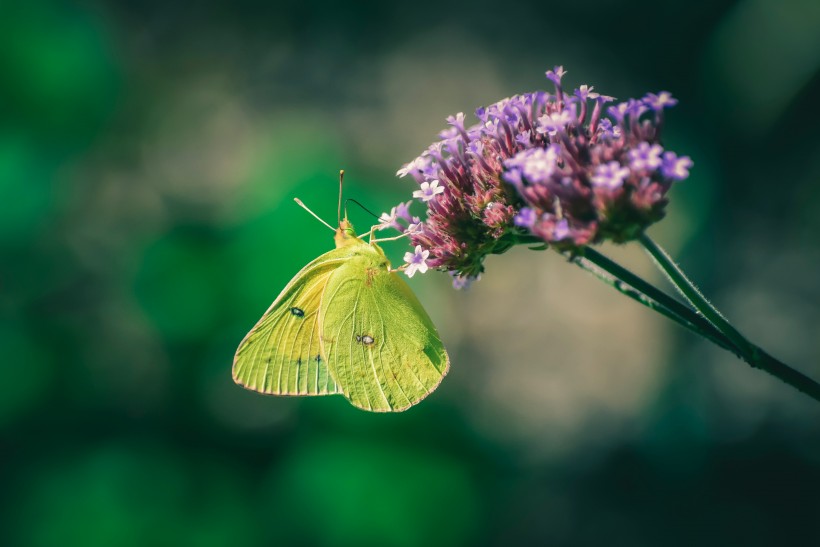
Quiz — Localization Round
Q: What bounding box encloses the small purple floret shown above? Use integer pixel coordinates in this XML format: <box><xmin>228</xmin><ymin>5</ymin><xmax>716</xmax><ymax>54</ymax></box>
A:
<box><xmin>591</xmin><ymin>161</ymin><xmax>631</xmax><ymax>189</ymax></box>
<box><xmin>447</xmin><ymin>112</ymin><xmax>466</xmax><ymax>130</ymax></box>
<box><xmin>574</xmin><ymin>85</ymin><xmax>599</xmax><ymax>102</ymax></box>
<box><xmin>403</xmin><ymin>245</ymin><xmax>430</xmax><ymax>278</ymax></box>
<box><xmin>661</xmin><ymin>152</ymin><xmax>693</xmax><ymax>180</ymax></box>
<box><xmin>516</xmin><ymin>130</ymin><xmax>532</xmax><ymax>147</ymax></box>
<box><xmin>644</xmin><ymin>91</ymin><xmax>678</xmax><ymax>111</ymax></box>
<box><xmin>607</xmin><ymin>102</ymin><xmax>630</xmax><ymax>123</ymax></box>
<box><xmin>405</xmin><ymin>217</ymin><xmax>423</xmax><ymax>235</ymax></box>
<box><xmin>626</xmin><ymin>98</ymin><xmax>648</xmax><ymax>119</ymax></box>
<box><xmin>450</xmin><ymin>271</ymin><xmax>479</xmax><ymax>290</ymax></box>
<box><xmin>596</xmin><ymin>118</ymin><xmax>617</xmax><ymax>139</ymax></box>
<box><xmin>412</xmin><ymin>180</ymin><xmax>445</xmax><ymax>202</ymax></box>
<box><xmin>506</xmin><ymin>146</ymin><xmax>559</xmax><ymax>184</ymax></box>
<box><xmin>514</xmin><ymin>207</ymin><xmax>537</xmax><ymax>229</ymax></box>
<box><xmin>537</xmin><ymin>109</ymin><xmax>574</xmax><ymax>135</ymax></box>
<box><xmin>628</xmin><ymin>142</ymin><xmax>664</xmax><ymax>171</ymax></box>
<box><xmin>553</xmin><ymin>218</ymin><xmax>570</xmax><ymax>240</ymax></box>
<box><xmin>394</xmin><ymin>200</ymin><xmax>413</xmax><ymax>222</ymax></box>
<box><xmin>396</xmin><ymin>155</ymin><xmax>429</xmax><ymax>178</ymax></box>
<box><xmin>377</xmin><ymin>208</ymin><xmax>400</xmax><ymax>232</ymax></box>
<box><xmin>545</xmin><ymin>65</ymin><xmax>567</xmax><ymax>86</ymax></box>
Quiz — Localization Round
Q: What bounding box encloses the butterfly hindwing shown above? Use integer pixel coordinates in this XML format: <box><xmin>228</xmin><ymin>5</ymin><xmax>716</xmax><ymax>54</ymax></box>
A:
<box><xmin>319</xmin><ymin>243</ymin><xmax>450</xmax><ymax>412</ymax></box>
<box><xmin>233</xmin><ymin>248</ymin><xmax>353</xmax><ymax>396</ymax></box>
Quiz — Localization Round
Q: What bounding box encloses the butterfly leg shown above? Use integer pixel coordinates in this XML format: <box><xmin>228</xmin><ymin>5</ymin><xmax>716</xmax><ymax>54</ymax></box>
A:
<box><xmin>367</xmin><ymin>224</ymin><xmax>379</xmax><ymax>244</ymax></box>
<box><xmin>371</xmin><ymin>232</ymin><xmax>411</xmax><ymax>244</ymax></box>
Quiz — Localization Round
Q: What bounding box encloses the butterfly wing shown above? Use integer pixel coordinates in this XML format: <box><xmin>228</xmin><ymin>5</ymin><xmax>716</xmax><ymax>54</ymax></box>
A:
<box><xmin>319</xmin><ymin>244</ymin><xmax>449</xmax><ymax>412</ymax></box>
<box><xmin>233</xmin><ymin>248</ymin><xmax>353</xmax><ymax>396</ymax></box>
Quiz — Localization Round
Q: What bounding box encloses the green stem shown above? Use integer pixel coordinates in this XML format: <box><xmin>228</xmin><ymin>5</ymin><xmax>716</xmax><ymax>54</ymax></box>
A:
<box><xmin>639</xmin><ymin>233</ymin><xmax>820</xmax><ymax>403</ymax></box>
<box><xmin>752</xmin><ymin>349</ymin><xmax>820</xmax><ymax>402</ymax></box>
<box><xmin>638</xmin><ymin>233</ymin><xmax>756</xmax><ymax>359</ymax></box>
<box><xmin>514</xmin><ymin>234</ymin><xmax>820</xmax><ymax>403</ymax></box>
<box><xmin>577</xmin><ymin>248</ymin><xmax>741</xmax><ymax>356</ymax></box>
<box><xmin>515</xmin><ymin>234</ymin><xmax>739</xmax><ymax>353</ymax></box>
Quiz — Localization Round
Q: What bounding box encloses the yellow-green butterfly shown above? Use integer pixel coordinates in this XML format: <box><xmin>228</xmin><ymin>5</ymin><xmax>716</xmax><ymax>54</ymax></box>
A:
<box><xmin>232</xmin><ymin>174</ymin><xmax>449</xmax><ymax>412</ymax></box>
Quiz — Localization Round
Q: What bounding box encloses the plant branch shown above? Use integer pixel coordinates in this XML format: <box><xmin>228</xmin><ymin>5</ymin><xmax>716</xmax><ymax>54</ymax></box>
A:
<box><xmin>576</xmin><ymin>248</ymin><xmax>741</xmax><ymax>355</ymax></box>
<box><xmin>638</xmin><ymin>233</ymin><xmax>755</xmax><ymax>358</ymax></box>
<box><xmin>514</xmin><ymin>233</ymin><xmax>820</xmax><ymax>403</ymax></box>
<box><xmin>515</xmin><ymin>234</ymin><xmax>739</xmax><ymax>353</ymax></box>
<box><xmin>638</xmin><ymin>233</ymin><xmax>820</xmax><ymax>403</ymax></box>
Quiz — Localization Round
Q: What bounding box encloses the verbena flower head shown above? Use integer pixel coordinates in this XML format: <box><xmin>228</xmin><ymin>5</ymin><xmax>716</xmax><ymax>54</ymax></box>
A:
<box><xmin>388</xmin><ymin>66</ymin><xmax>692</xmax><ymax>282</ymax></box>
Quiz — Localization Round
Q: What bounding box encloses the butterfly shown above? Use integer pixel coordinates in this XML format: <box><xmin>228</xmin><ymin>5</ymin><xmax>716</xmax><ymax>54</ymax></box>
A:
<box><xmin>232</xmin><ymin>176</ymin><xmax>449</xmax><ymax>412</ymax></box>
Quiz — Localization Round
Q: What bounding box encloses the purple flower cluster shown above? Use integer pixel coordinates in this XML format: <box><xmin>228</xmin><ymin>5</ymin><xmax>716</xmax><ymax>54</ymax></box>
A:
<box><xmin>391</xmin><ymin>66</ymin><xmax>692</xmax><ymax>283</ymax></box>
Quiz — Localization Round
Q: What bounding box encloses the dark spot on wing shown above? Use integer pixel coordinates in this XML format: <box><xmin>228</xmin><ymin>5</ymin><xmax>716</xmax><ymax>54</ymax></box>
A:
<box><xmin>315</xmin><ymin>354</ymin><xmax>322</xmax><ymax>363</ymax></box>
<box><xmin>290</xmin><ymin>307</ymin><xmax>305</xmax><ymax>317</ymax></box>
<box><xmin>356</xmin><ymin>334</ymin><xmax>375</xmax><ymax>345</ymax></box>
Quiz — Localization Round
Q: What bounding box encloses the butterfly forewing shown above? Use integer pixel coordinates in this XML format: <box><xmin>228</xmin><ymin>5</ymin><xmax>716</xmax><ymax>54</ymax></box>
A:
<box><xmin>233</xmin><ymin>249</ymin><xmax>353</xmax><ymax>397</ymax></box>
<box><xmin>319</xmin><ymin>245</ymin><xmax>450</xmax><ymax>412</ymax></box>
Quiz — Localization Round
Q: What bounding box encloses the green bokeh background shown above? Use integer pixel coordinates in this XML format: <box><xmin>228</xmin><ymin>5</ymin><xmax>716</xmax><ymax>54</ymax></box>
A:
<box><xmin>3</xmin><ymin>1</ymin><xmax>820</xmax><ymax>545</ymax></box>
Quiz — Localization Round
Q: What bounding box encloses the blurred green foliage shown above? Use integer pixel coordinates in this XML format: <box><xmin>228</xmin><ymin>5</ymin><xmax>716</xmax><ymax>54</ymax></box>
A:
<box><xmin>2</xmin><ymin>0</ymin><xmax>820</xmax><ymax>546</ymax></box>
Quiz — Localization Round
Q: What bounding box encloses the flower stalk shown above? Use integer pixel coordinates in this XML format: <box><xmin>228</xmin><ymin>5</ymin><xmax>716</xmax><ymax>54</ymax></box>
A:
<box><xmin>638</xmin><ymin>233</ymin><xmax>756</xmax><ymax>358</ymax></box>
<box><xmin>637</xmin><ymin>234</ymin><xmax>820</xmax><ymax>402</ymax></box>
<box><xmin>578</xmin><ymin>247</ymin><xmax>742</xmax><ymax>356</ymax></box>
<box><xmin>514</xmin><ymin>234</ymin><xmax>820</xmax><ymax>403</ymax></box>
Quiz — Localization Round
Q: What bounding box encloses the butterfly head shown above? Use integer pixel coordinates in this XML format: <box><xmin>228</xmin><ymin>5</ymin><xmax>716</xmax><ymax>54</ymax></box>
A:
<box><xmin>334</xmin><ymin>218</ymin><xmax>360</xmax><ymax>248</ymax></box>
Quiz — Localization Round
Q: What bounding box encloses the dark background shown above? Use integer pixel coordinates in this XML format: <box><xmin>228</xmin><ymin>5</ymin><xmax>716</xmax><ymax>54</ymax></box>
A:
<box><xmin>2</xmin><ymin>0</ymin><xmax>820</xmax><ymax>545</ymax></box>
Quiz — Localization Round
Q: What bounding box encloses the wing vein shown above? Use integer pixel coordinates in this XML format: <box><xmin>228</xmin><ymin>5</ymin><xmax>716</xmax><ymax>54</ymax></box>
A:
<box><xmin>373</xmin><ymin>293</ymin><xmax>409</xmax><ymax>409</ymax></box>
<box><xmin>368</xmin><ymin>289</ymin><xmax>391</xmax><ymax>410</ymax></box>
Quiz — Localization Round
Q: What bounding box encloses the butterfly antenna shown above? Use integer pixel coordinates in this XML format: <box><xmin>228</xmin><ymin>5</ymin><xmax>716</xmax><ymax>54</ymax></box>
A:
<box><xmin>293</xmin><ymin>198</ymin><xmax>335</xmax><ymax>232</ymax></box>
<box><xmin>337</xmin><ymin>169</ymin><xmax>344</xmax><ymax>224</ymax></box>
